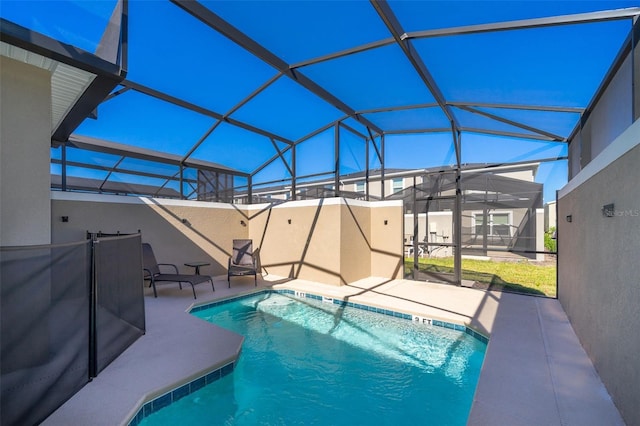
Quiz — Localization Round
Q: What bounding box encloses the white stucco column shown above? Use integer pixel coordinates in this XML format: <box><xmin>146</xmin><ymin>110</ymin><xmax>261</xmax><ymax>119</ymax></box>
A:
<box><xmin>0</xmin><ymin>56</ymin><xmax>52</xmax><ymax>246</ymax></box>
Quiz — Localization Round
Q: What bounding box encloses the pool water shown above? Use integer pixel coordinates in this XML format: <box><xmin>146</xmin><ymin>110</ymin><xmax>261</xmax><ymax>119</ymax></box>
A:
<box><xmin>140</xmin><ymin>292</ymin><xmax>486</xmax><ymax>425</ymax></box>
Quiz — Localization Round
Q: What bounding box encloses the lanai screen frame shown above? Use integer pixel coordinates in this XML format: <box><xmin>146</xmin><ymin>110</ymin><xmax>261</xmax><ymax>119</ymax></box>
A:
<box><xmin>134</xmin><ymin>1</ymin><xmax>638</xmax><ymax>284</ymax></box>
<box><xmin>62</xmin><ymin>1</ymin><xmax>640</xmax><ymax>285</ymax></box>
<box><xmin>3</xmin><ymin>1</ymin><xmax>639</xmax><ymax>286</ymax></box>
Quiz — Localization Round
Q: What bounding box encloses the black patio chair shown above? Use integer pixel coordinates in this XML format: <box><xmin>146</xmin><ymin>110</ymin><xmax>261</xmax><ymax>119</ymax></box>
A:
<box><xmin>142</xmin><ymin>243</ymin><xmax>214</xmax><ymax>299</ymax></box>
<box><xmin>228</xmin><ymin>239</ymin><xmax>258</xmax><ymax>288</ymax></box>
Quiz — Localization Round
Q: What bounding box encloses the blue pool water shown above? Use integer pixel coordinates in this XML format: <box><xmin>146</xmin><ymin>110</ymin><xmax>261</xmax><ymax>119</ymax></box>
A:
<box><xmin>139</xmin><ymin>292</ymin><xmax>486</xmax><ymax>425</ymax></box>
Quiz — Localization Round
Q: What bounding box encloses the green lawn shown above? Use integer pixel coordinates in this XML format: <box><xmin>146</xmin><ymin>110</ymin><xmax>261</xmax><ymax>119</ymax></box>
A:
<box><xmin>405</xmin><ymin>257</ymin><xmax>557</xmax><ymax>297</ymax></box>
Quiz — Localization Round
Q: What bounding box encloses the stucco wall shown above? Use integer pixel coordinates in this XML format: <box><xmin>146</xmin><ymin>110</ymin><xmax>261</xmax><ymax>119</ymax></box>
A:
<box><xmin>52</xmin><ymin>193</ymin><xmax>248</xmax><ymax>277</ymax></box>
<box><xmin>249</xmin><ymin>200</ymin><xmax>342</xmax><ymax>285</ymax></box>
<box><xmin>1</xmin><ymin>58</ymin><xmax>54</xmax><ymax>381</ymax></box>
<box><xmin>52</xmin><ymin>194</ymin><xmax>403</xmax><ymax>285</ymax></box>
<box><xmin>558</xmin><ymin>121</ymin><xmax>640</xmax><ymax>426</ymax></box>
<box><xmin>370</xmin><ymin>204</ymin><xmax>404</xmax><ymax>279</ymax></box>
<box><xmin>1</xmin><ymin>57</ymin><xmax>52</xmax><ymax>245</ymax></box>
<box><xmin>340</xmin><ymin>201</ymin><xmax>372</xmax><ymax>284</ymax></box>
<box><xmin>249</xmin><ymin>198</ymin><xmax>402</xmax><ymax>285</ymax></box>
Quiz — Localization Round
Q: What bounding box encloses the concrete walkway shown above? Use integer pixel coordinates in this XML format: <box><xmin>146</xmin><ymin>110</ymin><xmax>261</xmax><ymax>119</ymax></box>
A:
<box><xmin>43</xmin><ymin>275</ymin><xmax>623</xmax><ymax>426</ymax></box>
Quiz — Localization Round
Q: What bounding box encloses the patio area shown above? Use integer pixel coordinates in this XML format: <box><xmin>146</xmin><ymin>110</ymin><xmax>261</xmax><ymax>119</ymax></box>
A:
<box><xmin>42</xmin><ymin>274</ymin><xmax>622</xmax><ymax>426</ymax></box>
<box><xmin>2</xmin><ymin>1</ymin><xmax>639</xmax><ymax>424</ymax></box>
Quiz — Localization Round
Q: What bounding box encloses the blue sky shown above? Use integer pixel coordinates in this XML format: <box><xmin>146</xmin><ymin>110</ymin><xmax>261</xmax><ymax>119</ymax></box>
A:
<box><xmin>2</xmin><ymin>0</ymin><xmax>638</xmax><ymax>203</ymax></box>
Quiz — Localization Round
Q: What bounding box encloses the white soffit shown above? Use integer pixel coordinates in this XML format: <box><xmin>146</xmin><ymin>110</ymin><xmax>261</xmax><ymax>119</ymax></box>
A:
<box><xmin>50</xmin><ymin>62</ymin><xmax>95</xmax><ymax>133</ymax></box>
<box><xmin>1</xmin><ymin>41</ymin><xmax>53</xmax><ymax>69</ymax></box>
<box><xmin>1</xmin><ymin>41</ymin><xmax>96</xmax><ymax>135</ymax></box>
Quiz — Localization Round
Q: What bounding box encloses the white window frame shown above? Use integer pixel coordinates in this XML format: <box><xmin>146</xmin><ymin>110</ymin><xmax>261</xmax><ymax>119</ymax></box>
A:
<box><xmin>355</xmin><ymin>181</ymin><xmax>365</xmax><ymax>193</ymax></box>
<box><xmin>392</xmin><ymin>178</ymin><xmax>403</xmax><ymax>194</ymax></box>
<box><xmin>471</xmin><ymin>210</ymin><xmax>513</xmax><ymax>237</ymax></box>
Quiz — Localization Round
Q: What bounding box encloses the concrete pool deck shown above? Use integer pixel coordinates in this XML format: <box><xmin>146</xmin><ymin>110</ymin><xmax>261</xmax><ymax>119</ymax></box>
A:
<box><xmin>43</xmin><ymin>275</ymin><xmax>624</xmax><ymax>426</ymax></box>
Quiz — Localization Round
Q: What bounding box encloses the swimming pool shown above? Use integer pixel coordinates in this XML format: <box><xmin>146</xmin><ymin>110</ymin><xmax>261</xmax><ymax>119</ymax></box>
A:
<box><xmin>138</xmin><ymin>291</ymin><xmax>486</xmax><ymax>425</ymax></box>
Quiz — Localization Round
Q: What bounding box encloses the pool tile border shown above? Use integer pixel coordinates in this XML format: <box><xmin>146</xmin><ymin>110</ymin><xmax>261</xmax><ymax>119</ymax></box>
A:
<box><xmin>127</xmin><ymin>362</ymin><xmax>235</xmax><ymax>426</ymax></box>
<box><xmin>130</xmin><ymin>288</ymin><xmax>489</xmax><ymax>425</ymax></box>
<box><xmin>192</xmin><ymin>289</ymin><xmax>489</xmax><ymax>344</ymax></box>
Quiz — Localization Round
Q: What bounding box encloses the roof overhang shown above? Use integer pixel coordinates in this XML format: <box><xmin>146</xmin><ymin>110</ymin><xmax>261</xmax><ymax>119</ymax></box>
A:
<box><xmin>0</xmin><ymin>16</ymin><xmax>126</xmax><ymax>143</ymax></box>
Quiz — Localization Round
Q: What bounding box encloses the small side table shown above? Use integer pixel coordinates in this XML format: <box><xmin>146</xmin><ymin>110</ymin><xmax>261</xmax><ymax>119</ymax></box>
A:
<box><xmin>184</xmin><ymin>261</ymin><xmax>210</xmax><ymax>275</ymax></box>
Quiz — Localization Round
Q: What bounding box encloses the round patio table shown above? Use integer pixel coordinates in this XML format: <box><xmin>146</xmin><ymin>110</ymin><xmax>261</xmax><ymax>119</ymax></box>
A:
<box><xmin>184</xmin><ymin>261</ymin><xmax>210</xmax><ymax>275</ymax></box>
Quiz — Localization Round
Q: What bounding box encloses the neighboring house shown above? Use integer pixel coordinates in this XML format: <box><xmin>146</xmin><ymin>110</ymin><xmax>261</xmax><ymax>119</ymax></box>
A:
<box><xmin>239</xmin><ymin>168</ymin><xmax>411</xmax><ymax>203</ymax></box>
<box><xmin>244</xmin><ymin>163</ymin><xmax>545</xmax><ymax>261</ymax></box>
<box><xmin>385</xmin><ymin>163</ymin><xmax>544</xmax><ymax>261</ymax></box>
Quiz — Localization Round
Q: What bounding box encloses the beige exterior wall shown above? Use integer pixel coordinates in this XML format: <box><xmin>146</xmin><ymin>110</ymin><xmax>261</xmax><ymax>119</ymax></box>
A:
<box><xmin>340</xmin><ymin>202</ymin><xmax>372</xmax><ymax>284</ymax></box>
<box><xmin>52</xmin><ymin>192</ymin><xmax>248</xmax><ymax>276</ymax></box>
<box><xmin>1</xmin><ymin>57</ymin><xmax>53</xmax><ymax>375</ymax></box>
<box><xmin>1</xmin><ymin>57</ymin><xmax>52</xmax><ymax>245</ymax></box>
<box><xmin>51</xmin><ymin>193</ymin><xmax>403</xmax><ymax>285</ymax></box>
<box><xmin>558</xmin><ymin>120</ymin><xmax>640</xmax><ymax>426</ymax></box>
<box><xmin>249</xmin><ymin>200</ymin><xmax>342</xmax><ymax>285</ymax></box>
<box><xmin>370</xmin><ymin>204</ymin><xmax>404</xmax><ymax>278</ymax></box>
<box><xmin>250</xmin><ymin>198</ymin><xmax>402</xmax><ymax>285</ymax></box>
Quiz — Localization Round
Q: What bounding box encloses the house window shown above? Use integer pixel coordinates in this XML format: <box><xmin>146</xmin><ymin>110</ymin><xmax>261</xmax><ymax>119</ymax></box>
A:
<box><xmin>474</xmin><ymin>215</ymin><xmax>484</xmax><ymax>235</ymax></box>
<box><xmin>355</xmin><ymin>181</ymin><xmax>365</xmax><ymax>193</ymax></box>
<box><xmin>492</xmin><ymin>213</ymin><xmax>510</xmax><ymax>237</ymax></box>
<box><xmin>472</xmin><ymin>212</ymin><xmax>512</xmax><ymax>237</ymax></box>
<box><xmin>392</xmin><ymin>178</ymin><xmax>403</xmax><ymax>194</ymax></box>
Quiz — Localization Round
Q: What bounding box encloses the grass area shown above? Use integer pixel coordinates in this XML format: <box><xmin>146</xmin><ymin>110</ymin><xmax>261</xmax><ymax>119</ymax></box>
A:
<box><xmin>405</xmin><ymin>257</ymin><xmax>557</xmax><ymax>297</ymax></box>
